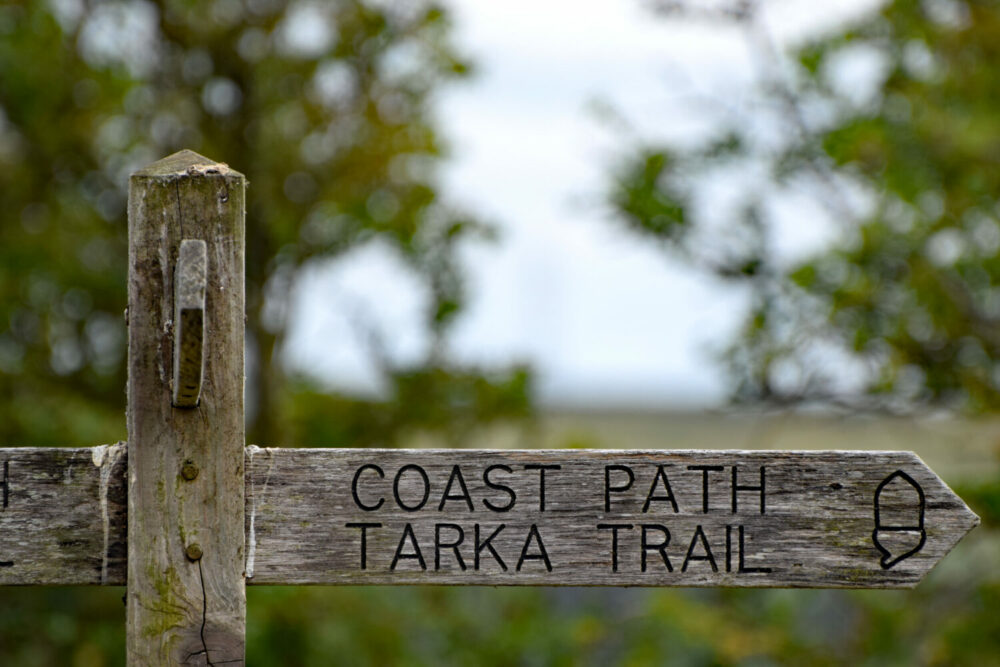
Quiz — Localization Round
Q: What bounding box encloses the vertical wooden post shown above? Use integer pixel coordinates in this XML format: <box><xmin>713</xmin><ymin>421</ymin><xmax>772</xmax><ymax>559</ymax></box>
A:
<box><xmin>127</xmin><ymin>150</ymin><xmax>246</xmax><ymax>665</ymax></box>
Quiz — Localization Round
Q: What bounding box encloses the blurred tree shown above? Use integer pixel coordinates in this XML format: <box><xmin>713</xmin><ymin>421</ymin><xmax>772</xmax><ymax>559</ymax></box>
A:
<box><xmin>610</xmin><ymin>0</ymin><xmax>1000</xmax><ymax>414</ymax></box>
<box><xmin>0</xmin><ymin>0</ymin><xmax>530</xmax><ymax>448</ymax></box>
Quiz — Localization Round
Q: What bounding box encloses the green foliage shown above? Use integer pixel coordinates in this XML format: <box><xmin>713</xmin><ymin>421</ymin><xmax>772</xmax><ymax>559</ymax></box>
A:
<box><xmin>601</xmin><ymin>5</ymin><xmax>1000</xmax><ymax>658</ymax></box>
<box><xmin>0</xmin><ymin>588</ymin><xmax>126</xmax><ymax>666</ymax></box>
<box><xmin>0</xmin><ymin>0</ymin><xmax>530</xmax><ymax>658</ymax></box>
<box><xmin>609</xmin><ymin>0</ymin><xmax>1000</xmax><ymax>414</ymax></box>
<box><xmin>0</xmin><ymin>0</ymin><xmax>530</xmax><ymax>448</ymax></box>
<box><xmin>611</xmin><ymin>150</ymin><xmax>688</xmax><ymax>242</ymax></box>
<box><xmin>0</xmin><ymin>5</ymin><xmax>131</xmax><ymax>443</ymax></box>
<box><xmin>5</xmin><ymin>564</ymin><xmax>999</xmax><ymax>665</ymax></box>
<box><xmin>957</xmin><ymin>476</ymin><xmax>1000</xmax><ymax>528</ymax></box>
<box><xmin>282</xmin><ymin>364</ymin><xmax>532</xmax><ymax>447</ymax></box>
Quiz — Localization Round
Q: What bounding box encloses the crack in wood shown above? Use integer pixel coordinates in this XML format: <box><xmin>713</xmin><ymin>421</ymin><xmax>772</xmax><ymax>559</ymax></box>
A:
<box><xmin>196</xmin><ymin>559</ymin><xmax>215</xmax><ymax>667</ymax></box>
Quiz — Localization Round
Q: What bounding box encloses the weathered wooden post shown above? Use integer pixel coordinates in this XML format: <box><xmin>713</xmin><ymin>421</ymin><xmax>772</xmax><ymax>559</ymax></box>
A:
<box><xmin>127</xmin><ymin>150</ymin><xmax>246</xmax><ymax>665</ymax></box>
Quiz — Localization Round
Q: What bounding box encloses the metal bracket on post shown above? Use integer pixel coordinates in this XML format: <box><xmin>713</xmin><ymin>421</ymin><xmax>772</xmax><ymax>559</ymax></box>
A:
<box><xmin>173</xmin><ymin>239</ymin><xmax>207</xmax><ymax>408</ymax></box>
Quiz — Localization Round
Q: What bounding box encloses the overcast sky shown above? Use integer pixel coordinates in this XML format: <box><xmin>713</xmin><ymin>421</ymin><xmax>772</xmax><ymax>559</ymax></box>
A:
<box><xmin>285</xmin><ymin>0</ymin><xmax>883</xmax><ymax>409</ymax></box>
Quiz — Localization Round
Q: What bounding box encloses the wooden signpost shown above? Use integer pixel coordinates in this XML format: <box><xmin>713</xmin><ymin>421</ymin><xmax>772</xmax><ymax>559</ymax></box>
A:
<box><xmin>0</xmin><ymin>151</ymin><xmax>980</xmax><ymax>665</ymax></box>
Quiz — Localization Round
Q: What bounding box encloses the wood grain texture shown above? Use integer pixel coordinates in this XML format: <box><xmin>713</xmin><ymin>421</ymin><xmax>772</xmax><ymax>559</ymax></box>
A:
<box><xmin>0</xmin><ymin>445</ymin><xmax>126</xmax><ymax>586</ymax></box>
<box><xmin>0</xmin><ymin>447</ymin><xmax>978</xmax><ymax>590</ymax></box>
<box><xmin>244</xmin><ymin>448</ymin><xmax>979</xmax><ymax>589</ymax></box>
<box><xmin>127</xmin><ymin>150</ymin><xmax>246</xmax><ymax>666</ymax></box>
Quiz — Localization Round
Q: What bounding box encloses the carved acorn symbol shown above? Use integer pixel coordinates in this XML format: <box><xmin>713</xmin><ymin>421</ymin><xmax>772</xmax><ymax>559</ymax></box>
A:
<box><xmin>872</xmin><ymin>470</ymin><xmax>926</xmax><ymax>569</ymax></box>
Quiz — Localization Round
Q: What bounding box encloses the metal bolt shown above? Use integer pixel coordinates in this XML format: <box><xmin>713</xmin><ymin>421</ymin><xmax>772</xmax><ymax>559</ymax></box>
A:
<box><xmin>185</xmin><ymin>543</ymin><xmax>203</xmax><ymax>562</ymax></box>
<box><xmin>181</xmin><ymin>461</ymin><xmax>199</xmax><ymax>481</ymax></box>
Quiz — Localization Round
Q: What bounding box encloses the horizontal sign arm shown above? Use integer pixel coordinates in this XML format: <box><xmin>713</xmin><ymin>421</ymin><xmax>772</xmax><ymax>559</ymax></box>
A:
<box><xmin>0</xmin><ymin>446</ymin><xmax>978</xmax><ymax>589</ymax></box>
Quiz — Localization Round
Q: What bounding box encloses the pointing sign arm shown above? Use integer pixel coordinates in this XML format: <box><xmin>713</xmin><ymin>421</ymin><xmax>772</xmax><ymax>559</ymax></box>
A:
<box><xmin>245</xmin><ymin>448</ymin><xmax>979</xmax><ymax>588</ymax></box>
<box><xmin>0</xmin><ymin>447</ymin><xmax>978</xmax><ymax>588</ymax></box>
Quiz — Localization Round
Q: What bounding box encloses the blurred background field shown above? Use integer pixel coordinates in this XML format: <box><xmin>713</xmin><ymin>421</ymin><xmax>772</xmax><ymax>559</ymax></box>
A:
<box><xmin>3</xmin><ymin>0</ymin><xmax>1000</xmax><ymax>664</ymax></box>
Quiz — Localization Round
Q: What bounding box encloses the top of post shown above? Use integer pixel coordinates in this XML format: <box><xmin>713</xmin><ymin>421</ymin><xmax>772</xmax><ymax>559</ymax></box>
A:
<box><xmin>132</xmin><ymin>149</ymin><xmax>243</xmax><ymax>179</ymax></box>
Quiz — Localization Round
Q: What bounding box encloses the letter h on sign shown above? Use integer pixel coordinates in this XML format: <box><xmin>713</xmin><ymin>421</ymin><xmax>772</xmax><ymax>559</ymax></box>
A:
<box><xmin>732</xmin><ymin>466</ymin><xmax>765</xmax><ymax>514</ymax></box>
